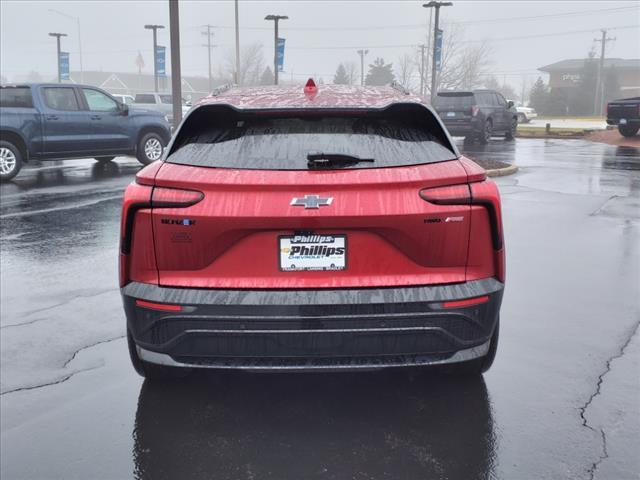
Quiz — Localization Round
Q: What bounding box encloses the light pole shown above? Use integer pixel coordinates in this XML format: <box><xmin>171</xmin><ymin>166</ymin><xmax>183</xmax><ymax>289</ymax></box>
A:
<box><xmin>423</xmin><ymin>1</ymin><xmax>452</xmax><ymax>103</ymax></box>
<box><xmin>48</xmin><ymin>32</ymin><xmax>67</xmax><ymax>83</ymax></box>
<box><xmin>169</xmin><ymin>0</ymin><xmax>182</xmax><ymax>126</ymax></box>
<box><xmin>202</xmin><ymin>24</ymin><xmax>215</xmax><ymax>92</ymax></box>
<box><xmin>145</xmin><ymin>24</ymin><xmax>165</xmax><ymax>92</ymax></box>
<box><xmin>357</xmin><ymin>49</ymin><xmax>368</xmax><ymax>86</ymax></box>
<box><xmin>265</xmin><ymin>15</ymin><xmax>288</xmax><ymax>85</ymax></box>
<box><xmin>48</xmin><ymin>9</ymin><xmax>82</xmax><ymax>83</ymax></box>
<box><xmin>234</xmin><ymin>0</ymin><xmax>240</xmax><ymax>84</ymax></box>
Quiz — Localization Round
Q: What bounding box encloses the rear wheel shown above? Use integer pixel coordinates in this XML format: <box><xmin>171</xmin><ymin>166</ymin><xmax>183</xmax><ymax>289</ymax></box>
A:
<box><xmin>455</xmin><ymin>318</ymin><xmax>499</xmax><ymax>375</ymax></box>
<box><xmin>0</xmin><ymin>140</ymin><xmax>23</xmax><ymax>181</ymax></box>
<box><xmin>478</xmin><ymin>119</ymin><xmax>492</xmax><ymax>144</ymax></box>
<box><xmin>517</xmin><ymin>113</ymin><xmax>527</xmax><ymax>124</ymax></box>
<box><xmin>505</xmin><ymin>117</ymin><xmax>517</xmax><ymax>140</ymax></box>
<box><xmin>618</xmin><ymin>124</ymin><xmax>639</xmax><ymax>137</ymax></box>
<box><xmin>127</xmin><ymin>329</ymin><xmax>190</xmax><ymax>380</ymax></box>
<box><xmin>95</xmin><ymin>156</ymin><xmax>116</xmax><ymax>163</ymax></box>
<box><xmin>136</xmin><ymin>132</ymin><xmax>165</xmax><ymax>165</ymax></box>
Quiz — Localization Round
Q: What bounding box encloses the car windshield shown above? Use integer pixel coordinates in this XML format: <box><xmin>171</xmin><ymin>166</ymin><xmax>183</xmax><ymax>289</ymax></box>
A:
<box><xmin>167</xmin><ymin>109</ymin><xmax>457</xmax><ymax>170</ymax></box>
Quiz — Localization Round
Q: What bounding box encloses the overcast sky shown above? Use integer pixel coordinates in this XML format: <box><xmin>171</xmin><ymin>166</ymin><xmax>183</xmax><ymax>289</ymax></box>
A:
<box><xmin>1</xmin><ymin>0</ymin><xmax>639</xmax><ymax>92</ymax></box>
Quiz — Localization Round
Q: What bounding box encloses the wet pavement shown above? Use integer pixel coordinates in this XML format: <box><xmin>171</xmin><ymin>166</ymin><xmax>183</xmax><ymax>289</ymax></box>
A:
<box><xmin>1</xmin><ymin>139</ymin><xmax>639</xmax><ymax>480</ymax></box>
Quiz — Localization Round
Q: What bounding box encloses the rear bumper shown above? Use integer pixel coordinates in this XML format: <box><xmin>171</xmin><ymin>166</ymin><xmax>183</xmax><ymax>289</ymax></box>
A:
<box><xmin>122</xmin><ymin>278</ymin><xmax>504</xmax><ymax>371</ymax></box>
<box><xmin>440</xmin><ymin>120</ymin><xmax>479</xmax><ymax>137</ymax></box>
<box><xmin>607</xmin><ymin>118</ymin><xmax>640</xmax><ymax>126</ymax></box>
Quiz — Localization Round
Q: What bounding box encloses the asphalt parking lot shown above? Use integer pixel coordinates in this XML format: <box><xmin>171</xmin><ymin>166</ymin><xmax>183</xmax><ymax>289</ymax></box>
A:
<box><xmin>1</xmin><ymin>138</ymin><xmax>639</xmax><ymax>480</ymax></box>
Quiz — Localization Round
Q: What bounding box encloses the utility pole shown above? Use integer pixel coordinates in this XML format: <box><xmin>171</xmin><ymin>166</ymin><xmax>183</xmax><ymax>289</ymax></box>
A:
<box><xmin>423</xmin><ymin>1</ymin><xmax>452</xmax><ymax>103</ymax></box>
<box><xmin>424</xmin><ymin>7</ymin><xmax>433</xmax><ymax>96</ymax></box>
<box><xmin>265</xmin><ymin>15</ymin><xmax>288</xmax><ymax>85</ymax></box>
<box><xmin>144</xmin><ymin>24</ymin><xmax>165</xmax><ymax>92</ymax></box>
<box><xmin>202</xmin><ymin>24</ymin><xmax>215</xmax><ymax>92</ymax></box>
<box><xmin>169</xmin><ymin>0</ymin><xmax>182</xmax><ymax>126</ymax></box>
<box><xmin>48</xmin><ymin>10</ymin><xmax>83</xmax><ymax>83</ymax></box>
<box><xmin>357</xmin><ymin>49</ymin><xmax>368</xmax><ymax>86</ymax></box>
<box><xmin>593</xmin><ymin>29</ymin><xmax>616</xmax><ymax>116</ymax></box>
<box><xmin>419</xmin><ymin>48</ymin><xmax>425</xmax><ymax>96</ymax></box>
<box><xmin>234</xmin><ymin>0</ymin><xmax>240</xmax><ymax>84</ymax></box>
<box><xmin>48</xmin><ymin>32</ymin><xmax>67</xmax><ymax>83</ymax></box>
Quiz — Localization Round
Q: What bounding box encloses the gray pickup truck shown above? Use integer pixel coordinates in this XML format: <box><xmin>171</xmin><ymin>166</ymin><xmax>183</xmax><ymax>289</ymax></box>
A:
<box><xmin>0</xmin><ymin>83</ymin><xmax>172</xmax><ymax>181</ymax></box>
<box><xmin>132</xmin><ymin>92</ymin><xmax>191</xmax><ymax>127</ymax></box>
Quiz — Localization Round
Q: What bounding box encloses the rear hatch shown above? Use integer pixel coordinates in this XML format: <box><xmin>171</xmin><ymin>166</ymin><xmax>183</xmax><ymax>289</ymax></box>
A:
<box><xmin>147</xmin><ymin>104</ymin><xmax>478</xmax><ymax>289</ymax></box>
<box><xmin>433</xmin><ymin>92</ymin><xmax>476</xmax><ymax>124</ymax></box>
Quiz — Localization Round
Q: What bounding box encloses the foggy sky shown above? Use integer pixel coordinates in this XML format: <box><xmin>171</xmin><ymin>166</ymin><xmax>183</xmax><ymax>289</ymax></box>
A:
<box><xmin>1</xmin><ymin>0</ymin><xmax>639</xmax><ymax>93</ymax></box>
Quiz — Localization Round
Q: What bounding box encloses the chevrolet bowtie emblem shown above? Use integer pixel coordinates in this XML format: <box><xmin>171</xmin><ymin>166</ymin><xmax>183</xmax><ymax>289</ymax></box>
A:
<box><xmin>290</xmin><ymin>195</ymin><xmax>334</xmax><ymax>209</ymax></box>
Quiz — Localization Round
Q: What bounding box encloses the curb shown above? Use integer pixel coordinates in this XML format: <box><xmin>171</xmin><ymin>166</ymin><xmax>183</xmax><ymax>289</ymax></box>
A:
<box><xmin>486</xmin><ymin>164</ymin><xmax>518</xmax><ymax>177</ymax></box>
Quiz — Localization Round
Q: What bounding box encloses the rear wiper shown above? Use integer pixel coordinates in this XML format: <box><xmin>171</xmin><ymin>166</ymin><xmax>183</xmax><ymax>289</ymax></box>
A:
<box><xmin>307</xmin><ymin>152</ymin><xmax>375</xmax><ymax>167</ymax></box>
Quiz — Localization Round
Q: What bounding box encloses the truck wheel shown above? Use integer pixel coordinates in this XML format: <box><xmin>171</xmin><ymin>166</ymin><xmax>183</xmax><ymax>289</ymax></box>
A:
<box><xmin>0</xmin><ymin>140</ymin><xmax>23</xmax><ymax>181</ymax></box>
<box><xmin>478</xmin><ymin>120</ymin><xmax>492</xmax><ymax>144</ymax></box>
<box><xmin>618</xmin><ymin>124</ymin><xmax>639</xmax><ymax>137</ymax></box>
<box><xmin>137</xmin><ymin>132</ymin><xmax>165</xmax><ymax>165</ymax></box>
<box><xmin>95</xmin><ymin>156</ymin><xmax>116</xmax><ymax>163</ymax></box>
<box><xmin>517</xmin><ymin>113</ymin><xmax>527</xmax><ymax>124</ymax></box>
<box><xmin>127</xmin><ymin>329</ymin><xmax>190</xmax><ymax>380</ymax></box>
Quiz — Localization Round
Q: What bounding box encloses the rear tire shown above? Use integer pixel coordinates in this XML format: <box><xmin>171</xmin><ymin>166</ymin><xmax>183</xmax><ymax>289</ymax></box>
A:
<box><xmin>95</xmin><ymin>156</ymin><xmax>116</xmax><ymax>163</ymax></box>
<box><xmin>618</xmin><ymin>124</ymin><xmax>639</xmax><ymax>137</ymax></box>
<box><xmin>127</xmin><ymin>329</ymin><xmax>190</xmax><ymax>380</ymax></box>
<box><xmin>478</xmin><ymin>119</ymin><xmax>492</xmax><ymax>144</ymax></box>
<box><xmin>505</xmin><ymin>118</ymin><xmax>517</xmax><ymax>140</ymax></box>
<box><xmin>0</xmin><ymin>140</ymin><xmax>23</xmax><ymax>181</ymax></box>
<box><xmin>455</xmin><ymin>318</ymin><xmax>499</xmax><ymax>375</ymax></box>
<box><xmin>517</xmin><ymin>113</ymin><xmax>527</xmax><ymax>124</ymax></box>
<box><xmin>136</xmin><ymin>132</ymin><xmax>165</xmax><ymax>166</ymax></box>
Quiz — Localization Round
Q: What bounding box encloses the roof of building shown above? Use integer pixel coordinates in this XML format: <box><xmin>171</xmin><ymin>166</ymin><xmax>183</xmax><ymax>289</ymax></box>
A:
<box><xmin>197</xmin><ymin>83</ymin><xmax>424</xmax><ymax>109</ymax></box>
<box><xmin>539</xmin><ymin>58</ymin><xmax>640</xmax><ymax>72</ymax></box>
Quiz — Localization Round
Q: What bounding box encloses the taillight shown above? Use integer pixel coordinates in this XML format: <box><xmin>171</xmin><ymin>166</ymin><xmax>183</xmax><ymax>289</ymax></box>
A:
<box><xmin>136</xmin><ymin>299</ymin><xmax>182</xmax><ymax>312</ymax></box>
<box><xmin>470</xmin><ymin>105</ymin><xmax>479</xmax><ymax>117</ymax></box>
<box><xmin>443</xmin><ymin>295</ymin><xmax>489</xmax><ymax>309</ymax></box>
<box><xmin>152</xmin><ymin>187</ymin><xmax>204</xmax><ymax>208</ymax></box>
<box><xmin>606</xmin><ymin>103</ymin><xmax>609</xmax><ymax>115</ymax></box>
<box><xmin>419</xmin><ymin>184</ymin><xmax>470</xmax><ymax>205</ymax></box>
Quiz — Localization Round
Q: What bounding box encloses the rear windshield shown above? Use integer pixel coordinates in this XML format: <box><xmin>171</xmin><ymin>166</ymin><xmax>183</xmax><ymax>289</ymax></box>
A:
<box><xmin>167</xmin><ymin>105</ymin><xmax>457</xmax><ymax>170</ymax></box>
<box><xmin>434</xmin><ymin>92</ymin><xmax>474</xmax><ymax>108</ymax></box>
<box><xmin>0</xmin><ymin>87</ymin><xmax>33</xmax><ymax>108</ymax></box>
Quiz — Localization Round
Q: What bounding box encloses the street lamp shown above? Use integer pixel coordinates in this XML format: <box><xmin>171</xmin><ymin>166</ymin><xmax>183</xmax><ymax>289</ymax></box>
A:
<box><xmin>423</xmin><ymin>1</ymin><xmax>452</xmax><ymax>102</ymax></box>
<box><xmin>48</xmin><ymin>9</ymin><xmax>83</xmax><ymax>83</ymax></box>
<box><xmin>264</xmin><ymin>15</ymin><xmax>288</xmax><ymax>85</ymax></box>
<box><xmin>145</xmin><ymin>24</ymin><xmax>165</xmax><ymax>92</ymax></box>
<box><xmin>48</xmin><ymin>32</ymin><xmax>67</xmax><ymax>83</ymax></box>
<box><xmin>357</xmin><ymin>49</ymin><xmax>368</xmax><ymax>86</ymax></box>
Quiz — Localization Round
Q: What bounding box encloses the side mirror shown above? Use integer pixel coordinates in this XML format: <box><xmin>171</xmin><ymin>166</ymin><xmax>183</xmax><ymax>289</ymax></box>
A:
<box><xmin>507</xmin><ymin>101</ymin><xmax>514</xmax><ymax>109</ymax></box>
<box><xmin>121</xmin><ymin>103</ymin><xmax>129</xmax><ymax>116</ymax></box>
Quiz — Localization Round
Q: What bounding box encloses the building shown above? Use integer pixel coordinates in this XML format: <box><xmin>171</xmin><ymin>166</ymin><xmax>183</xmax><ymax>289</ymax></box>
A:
<box><xmin>539</xmin><ymin>58</ymin><xmax>640</xmax><ymax>96</ymax></box>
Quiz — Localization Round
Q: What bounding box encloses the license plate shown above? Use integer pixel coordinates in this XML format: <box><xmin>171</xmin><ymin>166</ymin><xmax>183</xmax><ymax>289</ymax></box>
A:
<box><xmin>279</xmin><ymin>234</ymin><xmax>346</xmax><ymax>271</ymax></box>
<box><xmin>447</xmin><ymin>112</ymin><xmax>456</xmax><ymax>117</ymax></box>
<box><xmin>620</xmin><ymin>118</ymin><xmax>627</xmax><ymax>124</ymax></box>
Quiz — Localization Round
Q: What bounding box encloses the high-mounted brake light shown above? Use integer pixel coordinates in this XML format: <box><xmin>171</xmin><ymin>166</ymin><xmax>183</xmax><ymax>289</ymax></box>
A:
<box><xmin>304</xmin><ymin>78</ymin><xmax>318</xmax><ymax>99</ymax></box>
<box><xmin>470</xmin><ymin>105</ymin><xmax>480</xmax><ymax>117</ymax></box>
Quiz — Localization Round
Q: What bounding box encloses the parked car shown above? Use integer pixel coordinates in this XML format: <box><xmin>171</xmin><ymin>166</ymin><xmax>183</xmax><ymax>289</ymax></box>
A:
<box><xmin>510</xmin><ymin>101</ymin><xmax>537</xmax><ymax>123</ymax></box>
<box><xmin>132</xmin><ymin>92</ymin><xmax>191</xmax><ymax>126</ymax></box>
<box><xmin>120</xmin><ymin>81</ymin><xmax>505</xmax><ymax>379</ymax></box>
<box><xmin>433</xmin><ymin>90</ymin><xmax>518</xmax><ymax>144</ymax></box>
<box><xmin>606</xmin><ymin>97</ymin><xmax>640</xmax><ymax>137</ymax></box>
<box><xmin>0</xmin><ymin>84</ymin><xmax>171</xmax><ymax>181</ymax></box>
<box><xmin>112</xmin><ymin>93</ymin><xmax>135</xmax><ymax>106</ymax></box>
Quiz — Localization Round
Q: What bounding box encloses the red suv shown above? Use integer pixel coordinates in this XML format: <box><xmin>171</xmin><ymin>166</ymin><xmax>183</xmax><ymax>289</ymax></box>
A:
<box><xmin>120</xmin><ymin>81</ymin><xmax>505</xmax><ymax>379</ymax></box>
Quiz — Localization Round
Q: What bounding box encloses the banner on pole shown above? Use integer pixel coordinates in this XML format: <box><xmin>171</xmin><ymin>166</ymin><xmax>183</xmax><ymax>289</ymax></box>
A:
<box><xmin>435</xmin><ymin>29</ymin><xmax>443</xmax><ymax>72</ymax></box>
<box><xmin>59</xmin><ymin>52</ymin><xmax>70</xmax><ymax>80</ymax></box>
<box><xmin>277</xmin><ymin>38</ymin><xmax>285</xmax><ymax>72</ymax></box>
<box><xmin>156</xmin><ymin>46</ymin><xmax>166</xmax><ymax>76</ymax></box>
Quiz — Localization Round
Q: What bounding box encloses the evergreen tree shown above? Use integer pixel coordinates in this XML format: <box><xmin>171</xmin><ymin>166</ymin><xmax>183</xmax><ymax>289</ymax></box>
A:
<box><xmin>529</xmin><ymin>77</ymin><xmax>550</xmax><ymax>114</ymax></box>
<box><xmin>260</xmin><ymin>66</ymin><xmax>274</xmax><ymax>86</ymax></box>
<box><xmin>365</xmin><ymin>58</ymin><xmax>395</xmax><ymax>86</ymax></box>
<box><xmin>333</xmin><ymin>64</ymin><xmax>349</xmax><ymax>84</ymax></box>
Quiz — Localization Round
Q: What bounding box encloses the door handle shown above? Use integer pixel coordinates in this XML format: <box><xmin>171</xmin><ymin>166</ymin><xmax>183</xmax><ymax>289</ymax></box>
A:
<box><xmin>90</xmin><ymin>115</ymin><xmax>101</xmax><ymax>120</ymax></box>
<box><xmin>46</xmin><ymin>115</ymin><xmax>59</xmax><ymax>120</ymax></box>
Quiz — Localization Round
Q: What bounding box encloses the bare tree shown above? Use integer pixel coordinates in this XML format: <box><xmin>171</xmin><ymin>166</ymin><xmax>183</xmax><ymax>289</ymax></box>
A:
<box><xmin>222</xmin><ymin>43</ymin><xmax>265</xmax><ymax>86</ymax></box>
<box><xmin>395</xmin><ymin>53</ymin><xmax>416</xmax><ymax>90</ymax></box>
<box><xmin>343</xmin><ymin>61</ymin><xmax>358</xmax><ymax>86</ymax></box>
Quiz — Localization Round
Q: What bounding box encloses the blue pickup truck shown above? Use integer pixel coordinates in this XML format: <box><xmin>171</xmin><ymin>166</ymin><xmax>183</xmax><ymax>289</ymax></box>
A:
<box><xmin>0</xmin><ymin>83</ymin><xmax>172</xmax><ymax>180</ymax></box>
